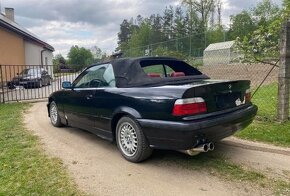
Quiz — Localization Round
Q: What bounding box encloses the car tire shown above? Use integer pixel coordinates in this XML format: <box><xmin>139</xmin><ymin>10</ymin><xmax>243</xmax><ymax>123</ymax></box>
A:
<box><xmin>116</xmin><ymin>116</ymin><xmax>152</xmax><ymax>163</ymax></box>
<box><xmin>8</xmin><ymin>84</ymin><xmax>15</xmax><ymax>89</ymax></box>
<box><xmin>49</xmin><ymin>101</ymin><xmax>63</xmax><ymax>127</ymax></box>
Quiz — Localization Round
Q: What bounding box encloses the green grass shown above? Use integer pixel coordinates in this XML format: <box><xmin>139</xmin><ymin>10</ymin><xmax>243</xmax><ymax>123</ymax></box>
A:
<box><xmin>236</xmin><ymin>83</ymin><xmax>290</xmax><ymax>147</ymax></box>
<box><xmin>0</xmin><ymin>103</ymin><xmax>81</xmax><ymax>195</ymax></box>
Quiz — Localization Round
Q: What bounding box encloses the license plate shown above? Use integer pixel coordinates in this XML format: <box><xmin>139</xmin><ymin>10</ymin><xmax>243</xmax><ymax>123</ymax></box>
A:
<box><xmin>216</xmin><ymin>92</ymin><xmax>241</xmax><ymax>110</ymax></box>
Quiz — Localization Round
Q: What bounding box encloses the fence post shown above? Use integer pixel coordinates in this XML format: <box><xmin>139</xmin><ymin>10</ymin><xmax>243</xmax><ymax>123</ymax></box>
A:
<box><xmin>0</xmin><ymin>65</ymin><xmax>5</xmax><ymax>103</ymax></box>
<box><xmin>278</xmin><ymin>21</ymin><xmax>290</xmax><ymax>122</ymax></box>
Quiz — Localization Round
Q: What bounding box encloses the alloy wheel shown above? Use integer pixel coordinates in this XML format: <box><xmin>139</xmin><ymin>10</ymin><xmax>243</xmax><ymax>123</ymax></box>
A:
<box><xmin>118</xmin><ymin>122</ymin><xmax>138</xmax><ymax>157</ymax></box>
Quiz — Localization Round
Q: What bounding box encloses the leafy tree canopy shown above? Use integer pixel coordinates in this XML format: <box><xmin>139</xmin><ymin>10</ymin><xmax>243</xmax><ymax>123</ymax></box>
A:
<box><xmin>67</xmin><ymin>45</ymin><xmax>94</xmax><ymax>67</ymax></box>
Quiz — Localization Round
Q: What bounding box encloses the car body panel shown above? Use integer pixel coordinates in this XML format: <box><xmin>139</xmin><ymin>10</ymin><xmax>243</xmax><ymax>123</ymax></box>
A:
<box><xmin>7</xmin><ymin>68</ymin><xmax>51</xmax><ymax>89</ymax></box>
<box><xmin>48</xmin><ymin>57</ymin><xmax>258</xmax><ymax>150</ymax></box>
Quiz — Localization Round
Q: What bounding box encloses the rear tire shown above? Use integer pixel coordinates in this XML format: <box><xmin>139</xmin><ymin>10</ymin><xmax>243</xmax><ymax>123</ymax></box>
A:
<box><xmin>116</xmin><ymin>116</ymin><xmax>152</xmax><ymax>163</ymax></box>
<box><xmin>49</xmin><ymin>101</ymin><xmax>63</xmax><ymax>127</ymax></box>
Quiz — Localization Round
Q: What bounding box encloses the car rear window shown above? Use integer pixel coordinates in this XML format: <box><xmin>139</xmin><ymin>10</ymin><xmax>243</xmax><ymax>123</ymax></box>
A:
<box><xmin>142</xmin><ymin>64</ymin><xmax>174</xmax><ymax>77</ymax></box>
<box><xmin>140</xmin><ymin>60</ymin><xmax>202</xmax><ymax>78</ymax></box>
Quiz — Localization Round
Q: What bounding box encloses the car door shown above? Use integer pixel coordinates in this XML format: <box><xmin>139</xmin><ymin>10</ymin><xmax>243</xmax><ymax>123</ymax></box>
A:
<box><xmin>63</xmin><ymin>63</ymin><xmax>116</xmax><ymax>137</ymax></box>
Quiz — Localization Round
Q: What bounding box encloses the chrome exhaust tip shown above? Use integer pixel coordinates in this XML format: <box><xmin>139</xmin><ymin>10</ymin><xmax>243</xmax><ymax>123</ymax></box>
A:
<box><xmin>179</xmin><ymin>143</ymin><xmax>210</xmax><ymax>156</ymax></box>
<box><xmin>208</xmin><ymin>142</ymin><xmax>215</xmax><ymax>151</ymax></box>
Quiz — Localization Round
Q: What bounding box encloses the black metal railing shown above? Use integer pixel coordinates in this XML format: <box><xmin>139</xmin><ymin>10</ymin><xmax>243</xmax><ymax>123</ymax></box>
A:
<box><xmin>0</xmin><ymin>64</ymin><xmax>83</xmax><ymax>103</ymax></box>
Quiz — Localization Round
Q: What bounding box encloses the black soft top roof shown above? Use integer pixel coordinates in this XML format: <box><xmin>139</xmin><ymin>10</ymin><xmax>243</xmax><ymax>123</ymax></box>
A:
<box><xmin>95</xmin><ymin>56</ymin><xmax>209</xmax><ymax>88</ymax></box>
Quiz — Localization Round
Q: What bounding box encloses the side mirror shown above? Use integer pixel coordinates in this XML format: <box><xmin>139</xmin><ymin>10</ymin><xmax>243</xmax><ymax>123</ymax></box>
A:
<box><xmin>62</xmin><ymin>81</ymin><xmax>72</xmax><ymax>89</ymax></box>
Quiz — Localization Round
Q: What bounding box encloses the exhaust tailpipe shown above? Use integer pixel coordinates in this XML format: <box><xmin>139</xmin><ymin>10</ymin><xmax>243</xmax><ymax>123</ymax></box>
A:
<box><xmin>179</xmin><ymin>142</ymin><xmax>215</xmax><ymax>156</ymax></box>
<box><xmin>179</xmin><ymin>143</ymin><xmax>209</xmax><ymax>156</ymax></box>
<box><xmin>208</xmin><ymin>142</ymin><xmax>215</xmax><ymax>151</ymax></box>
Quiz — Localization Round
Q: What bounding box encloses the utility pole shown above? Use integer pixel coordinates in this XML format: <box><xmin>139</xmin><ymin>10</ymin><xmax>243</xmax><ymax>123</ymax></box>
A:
<box><xmin>278</xmin><ymin>21</ymin><xmax>290</xmax><ymax>122</ymax></box>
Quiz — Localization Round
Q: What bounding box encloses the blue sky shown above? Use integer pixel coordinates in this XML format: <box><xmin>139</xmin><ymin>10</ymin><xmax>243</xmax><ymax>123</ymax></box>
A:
<box><xmin>0</xmin><ymin>0</ymin><xmax>283</xmax><ymax>57</ymax></box>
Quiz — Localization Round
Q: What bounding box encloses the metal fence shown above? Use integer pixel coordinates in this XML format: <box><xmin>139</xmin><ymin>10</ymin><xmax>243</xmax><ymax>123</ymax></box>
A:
<box><xmin>0</xmin><ymin>65</ymin><xmax>82</xmax><ymax>103</ymax></box>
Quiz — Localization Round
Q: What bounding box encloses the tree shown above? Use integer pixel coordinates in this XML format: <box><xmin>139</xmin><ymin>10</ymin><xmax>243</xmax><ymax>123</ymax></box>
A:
<box><xmin>235</xmin><ymin>0</ymin><xmax>285</xmax><ymax>64</ymax></box>
<box><xmin>163</xmin><ymin>6</ymin><xmax>175</xmax><ymax>39</ymax></box>
<box><xmin>252</xmin><ymin>0</ymin><xmax>280</xmax><ymax>28</ymax></box>
<box><xmin>117</xmin><ymin>20</ymin><xmax>133</xmax><ymax>53</ymax></box>
<box><xmin>182</xmin><ymin>0</ymin><xmax>215</xmax><ymax>29</ymax></box>
<box><xmin>173</xmin><ymin>6</ymin><xmax>188</xmax><ymax>53</ymax></box>
<box><xmin>91</xmin><ymin>46</ymin><xmax>106</xmax><ymax>63</ymax></box>
<box><xmin>67</xmin><ymin>45</ymin><xmax>94</xmax><ymax>70</ymax></box>
<box><xmin>53</xmin><ymin>54</ymin><xmax>66</xmax><ymax>66</ymax></box>
<box><xmin>229</xmin><ymin>11</ymin><xmax>256</xmax><ymax>40</ymax></box>
<box><xmin>207</xmin><ymin>26</ymin><xmax>225</xmax><ymax>44</ymax></box>
<box><xmin>127</xmin><ymin>22</ymin><xmax>151</xmax><ymax>57</ymax></box>
<box><xmin>53</xmin><ymin>54</ymin><xmax>66</xmax><ymax>73</ymax></box>
<box><xmin>285</xmin><ymin>0</ymin><xmax>290</xmax><ymax>15</ymax></box>
<box><xmin>149</xmin><ymin>14</ymin><xmax>165</xmax><ymax>44</ymax></box>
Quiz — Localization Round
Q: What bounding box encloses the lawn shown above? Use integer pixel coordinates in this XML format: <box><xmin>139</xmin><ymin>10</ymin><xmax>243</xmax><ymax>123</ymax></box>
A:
<box><xmin>0</xmin><ymin>103</ymin><xmax>81</xmax><ymax>195</ymax></box>
<box><xmin>236</xmin><ymin>83</ymin><xmax>290</xmax><ymax>147</ymax></box>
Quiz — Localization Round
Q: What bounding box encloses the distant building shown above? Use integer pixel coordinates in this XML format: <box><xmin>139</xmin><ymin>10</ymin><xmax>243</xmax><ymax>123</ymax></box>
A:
<box><xmin>0</xmin><ymin>8</ymin><xmax>54</xmax><ymax>81</ymax></box>
<box><xmin>203</xmin><ymin>41</ymin><xmax>238</xmax><ymax>66</ymax></box>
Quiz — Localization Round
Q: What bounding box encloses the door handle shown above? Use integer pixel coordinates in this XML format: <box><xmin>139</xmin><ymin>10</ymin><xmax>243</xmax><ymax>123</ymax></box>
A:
<box><xmin>86</xmin><ymin>94</ymin><xmax>93</xmax><ymax>100</ymax></box>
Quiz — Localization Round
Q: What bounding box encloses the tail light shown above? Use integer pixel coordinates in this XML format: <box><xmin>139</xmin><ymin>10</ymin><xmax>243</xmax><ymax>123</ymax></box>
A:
<box><xmin>245</xmin><ymin>89</ymin><xmax>251</xmax><ymax>103</ymax></box>
<box><xmin>172</xmin><ymin>98</ymin><xmax>207</xmax><ymax>116</ymax></box>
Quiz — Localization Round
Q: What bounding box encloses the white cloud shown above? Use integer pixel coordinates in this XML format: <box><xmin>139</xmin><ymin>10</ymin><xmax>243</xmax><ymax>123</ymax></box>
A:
<box><xmin>0</xmin><ymin>0</ymin><xmax>283</xmax><ymax>57</ymax></box>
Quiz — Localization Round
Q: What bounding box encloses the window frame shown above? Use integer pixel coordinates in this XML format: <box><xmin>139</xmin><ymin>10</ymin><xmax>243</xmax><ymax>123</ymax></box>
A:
<box><xmin>142</xmin><ymin>64</ymin><xmax>174</xmax><ymax>78</ymax></box>
<box><xmin>72</xmin><ymin>63</ymin><xmax>116</xmax><ymax>89</ymax></box>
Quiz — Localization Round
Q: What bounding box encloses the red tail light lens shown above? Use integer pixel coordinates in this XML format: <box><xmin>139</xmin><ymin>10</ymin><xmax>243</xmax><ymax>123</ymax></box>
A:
<box><xmin>172</xmin><ymin>98</ymin><xmax>207</xmax><ymax>116</ymax></box>
<box><xmin>245</xmin><ymin>89</ymin><xmax>251</xmax><ymax>103</ymax></box>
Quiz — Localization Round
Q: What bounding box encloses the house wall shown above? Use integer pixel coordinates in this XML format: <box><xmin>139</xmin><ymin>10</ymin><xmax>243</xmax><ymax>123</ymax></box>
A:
<box><xmin>0</xmin><ymin>26</ymin><xmax>25</xmax><ymax>81</ymax></box>
<box><xmin>24</xmin><ymin>40</ymin><xmax>43</xmax><ymax>65</ymax></box>
<box><xmin>24</xmin><ymin>40</ymin><xmax>54</xmax><ymax>77</ymax></box>
<box><xmin>42</xmin><ymin>50</ymin><xmax>53</xmax><ymax>77</ymax></box>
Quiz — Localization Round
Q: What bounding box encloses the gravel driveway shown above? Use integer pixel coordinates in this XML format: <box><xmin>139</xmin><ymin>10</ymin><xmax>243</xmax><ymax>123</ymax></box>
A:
<box><xmin>25</xmin><ymin>102</ymin><xmax>290</xmax><ymax>196</ymax></box>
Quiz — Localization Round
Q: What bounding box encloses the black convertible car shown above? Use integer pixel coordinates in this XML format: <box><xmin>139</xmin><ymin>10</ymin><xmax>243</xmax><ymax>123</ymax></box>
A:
<box><xmin>47</xmin><ymin>57</ymin><xmax>257</xmax><ymax>162</ymax></box>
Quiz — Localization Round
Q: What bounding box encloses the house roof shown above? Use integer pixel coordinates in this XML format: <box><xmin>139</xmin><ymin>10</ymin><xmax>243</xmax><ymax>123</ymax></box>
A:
<box><xmin>204</xmin><ymin>41</ymin><xmax>235</xmax><ymax>52</ymax></box>
<box><xmin>0</xmin><ymin>13</ymin><xmax>54</xmax><ymax>51</ymax></box>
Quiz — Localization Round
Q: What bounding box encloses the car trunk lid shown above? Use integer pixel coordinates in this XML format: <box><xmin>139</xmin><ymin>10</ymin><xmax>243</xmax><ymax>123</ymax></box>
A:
<box><xmin>181</xmin><ymin>80</ymin><xmax>251</xmax><ymax>113</ymax></box>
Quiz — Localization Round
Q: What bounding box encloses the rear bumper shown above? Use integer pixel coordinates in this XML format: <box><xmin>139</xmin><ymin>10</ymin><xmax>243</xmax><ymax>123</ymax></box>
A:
<box><xmin>137</xmin><ymin>104</ymin><xmax>258</xmax><ymax>150</ymax></box>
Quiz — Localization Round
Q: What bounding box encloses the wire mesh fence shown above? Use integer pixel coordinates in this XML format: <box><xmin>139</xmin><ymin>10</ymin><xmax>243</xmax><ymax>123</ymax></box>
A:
<box><xmin>200</xmin><ymin>63</ymin><xmax>279</xmax><ymax>121</ymax></box>
<box><xmin>123</xmin><ymin>36</ymin><xmax>285</xmax><ymax>122</ymax></box>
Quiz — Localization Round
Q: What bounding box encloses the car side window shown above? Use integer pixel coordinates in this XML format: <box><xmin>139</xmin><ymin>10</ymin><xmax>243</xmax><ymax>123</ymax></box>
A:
<box><xmin>74</xmin><ymin>64</ymin><xmax>116</xmax><ymax>88</ymax></box>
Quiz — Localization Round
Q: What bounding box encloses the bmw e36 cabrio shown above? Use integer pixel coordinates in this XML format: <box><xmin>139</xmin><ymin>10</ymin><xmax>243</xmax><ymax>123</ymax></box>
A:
<box><xmin>47</xmin><ymin>57</ymin><xmax>257</xmax><ymax>162</ymax></box>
